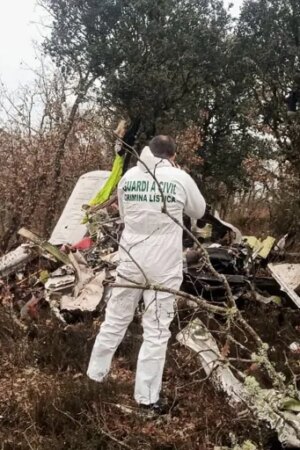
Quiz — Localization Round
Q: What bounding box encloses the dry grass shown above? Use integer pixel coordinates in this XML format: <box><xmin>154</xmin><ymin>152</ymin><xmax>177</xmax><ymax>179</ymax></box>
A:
<box><xmin>0</xmin><ymin>303</ymin><xmax>273</xmax><ymax>450</ymax></box>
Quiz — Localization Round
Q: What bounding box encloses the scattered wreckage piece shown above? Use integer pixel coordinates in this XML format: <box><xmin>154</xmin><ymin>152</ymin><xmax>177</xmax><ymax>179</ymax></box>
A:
<box><xmin>45</xmin><ymin>266</ymin><xmax>76</xmax><ymax>292</ymax></box>
<box><xmin>183</xmin><ymin>267</ymin><xmax>281</xmax><ymax>301</ymax></box>
<box><xmin>44</xmin><ymin>251</ymin><xmax>112</xmax><ymax>319</ymax></box>
<box><xmin>268</xmin><ymin>263</ymin><xmax>300</xmax><ymax>308</ymax></box>
<box><xmin>244</xmin><ymin>236</ymin><xmax>276</xmax><ymax>259</ymax></box>
<box><xmin>177</xmin><ymin>318</ymin><xmax>300</xmax><ymax>448</ymax></box>
<box><xmin>0</xmin><ymin>244</ymin><xmax>37</xmax><ymax>277</ymax></box>
<box><xmin>183</xmin><ymin>237</ymin><xmax>297</xmax><ymax>303</ymax></box>
<box><xmin>177</xmin><ymin>318</ymin><xmax>245</xmax><ymax>403</ymax></box>
<box><xmin>58</xmin><ymin>251</ymin><xmax>105</xmax><ymax>313</ymax></box>
<box><xmin>190</xmin><ymin>210</ymin><xmax>243</xmax><ymax>246</ymax></box>
<box><xmin>18</xmin><ymin>228</ymin><xmax>71</xmax><ymax>266</ymax></box>
<box><xmin>213</xmin><ymin>211</ymin><xmax>243</xmax><ymax>245</ymax></box>
<box><xmin>184</xmin><ymin>246</ymin><xmax>247</xmax><ymax>276</ymax></box>
<box><xmin>183</xmin><ymin>271</ymin><xmax>247</xmax><ymax>297</ymax></box>
<box><xmin>244</xmin><ymin>380</ymin><xmax>300</xmax><ymax>448</ymax></box>
<box><xmin>61</xmin><ymin>271</ymin><xmax>106</xmax><ymax>312</ymax></box>
<box><xmin>68</xmin><ymin>251</ymin><xmax>94</xmax><ymax>296</ymax></box>
<box><xmin>50</xmin><ymin>170</ymin><xmax>111</xmax><ymax>246</ymax></box>
<box><xmin>45</xmin><ymin>291</ymin><xmax>66</xmax><ymax>323</ymax></box>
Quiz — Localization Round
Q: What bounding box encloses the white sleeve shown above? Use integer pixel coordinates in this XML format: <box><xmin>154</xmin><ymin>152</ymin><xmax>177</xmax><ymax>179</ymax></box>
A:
<box><xmin>183</xmin><ymin>173</ymin><xmax>206</xmax><ymax>219</ymax></box>
<box><xmin>117</xmin><ymin>175</ymin><xmax>126</xmax><ymax>221</ymax></box>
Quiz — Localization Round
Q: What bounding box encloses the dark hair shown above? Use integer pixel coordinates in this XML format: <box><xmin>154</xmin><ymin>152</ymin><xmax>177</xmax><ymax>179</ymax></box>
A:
<box><xmin>149</xmin><ymin>135</ymin><xmax>176</xmax><ymax>159</ymax></box>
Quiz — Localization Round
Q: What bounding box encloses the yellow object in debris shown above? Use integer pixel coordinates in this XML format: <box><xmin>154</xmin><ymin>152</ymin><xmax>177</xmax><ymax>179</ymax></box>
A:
<box><xmin>82</xmin><ymin>155</ymin><xmax>124</xmax><ymax>223</ymax></box>
<box><xmin>88</xmin><ymin>155</ymin><xmax>124</xmax><ymax>207</ymax></box>
<box><xmin>244</xmin><ymin>235</ymin><xmax>276</xmax><ymax>259</ymax></box>
<box><xmin>39</xmin><ymin>270</ymin><xmax>49</xmax><ymax>284</ymax></box>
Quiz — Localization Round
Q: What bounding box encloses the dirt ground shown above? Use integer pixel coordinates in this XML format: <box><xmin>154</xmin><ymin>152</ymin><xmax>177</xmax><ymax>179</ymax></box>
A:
<box><xmin>2</xmin><ymin>282</ymin><xmax>300</xmax><ymax>450</ymax></box>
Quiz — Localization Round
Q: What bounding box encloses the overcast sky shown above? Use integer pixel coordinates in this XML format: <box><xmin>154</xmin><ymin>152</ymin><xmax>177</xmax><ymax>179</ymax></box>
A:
<box><xmin>0</xmin><ymin>0</ymin><xmax>244</xmax><ymax>92</ymax></box>
<box><xmin>0</xmin><ymin>1</ymin><xmax>46</xmax><ymax>90</ymax></box>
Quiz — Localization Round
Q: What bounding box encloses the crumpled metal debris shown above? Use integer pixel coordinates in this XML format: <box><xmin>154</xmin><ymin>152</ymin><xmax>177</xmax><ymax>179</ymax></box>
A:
<box><xmin>244</xmin><ymin>236</ymin><xmax>276</xmax><ymax>259</ymax></box>
<box><xmin>44</xmin><ymin>250</ymin><xmax>116</xmax><ymax>319</ymax></box>
<box><xmin>0</xmin><ymin>244</ymin><xmax>36</xmax><ymax>277</ymax></box>
<box><xmin>61</xmin><ymin>271</ymin><xmax>106</xmax><ymax>312</ymax></box>
<box><xmin>183</xmin><ymin>241</ymin><xmax>282</xmax><ymax>302</ymax></box>
<box><xmin>177</xmin><ymin>318</ymin><xmax>300</xmax><ymax>448</ymax></box>
<box><xmin>213</xmin><ymin>211</ymin><xmax>243</xmax><ymax>245</ymax></box>
<box><xmin>182</xmin><ymin>224</ymin><xmax>300</xmax><ymax>308</ymax></box>
<box><xmin>45</xmin><ymin>266</ymin><xmax>76</xmax><ymax>292</ymax></box>
<box><xmin>192</xmin><ymin>209</ymin><xmax>243</xmax><ymax>246</ymax></box>
<box><xmin>268</xmin><ymin>263</ymin><xmax>300</xmax><ymax>308</ymax></box>
<box><xmin>4</xmin><ymin>168</ymin><xmax>297</xmax><ymax>313</ymax></box>
<box><xmin>177</xmin><ymin>318</ymin><xmax>244</xmax><ymax>403</ymax></box>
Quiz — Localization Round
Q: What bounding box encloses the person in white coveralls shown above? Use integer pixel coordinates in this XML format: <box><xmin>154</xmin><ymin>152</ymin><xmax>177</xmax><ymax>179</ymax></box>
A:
<box><xmin>87</xmin><ymin>135</ymin><xmax>206</xmax><ymax>414</ymax></box>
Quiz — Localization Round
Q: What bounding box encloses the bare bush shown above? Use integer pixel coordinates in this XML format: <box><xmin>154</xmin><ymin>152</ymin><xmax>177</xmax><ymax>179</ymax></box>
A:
<box><xmin>0</xmin><ymin>67</ymin><xmax>114</xmax><ymax>252</ymax></box>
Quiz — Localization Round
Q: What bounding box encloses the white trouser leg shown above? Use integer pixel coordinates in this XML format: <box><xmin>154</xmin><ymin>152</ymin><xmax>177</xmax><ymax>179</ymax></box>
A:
<box><xmin>87</xmin><ymin>282</ymin><xmax>142</xmax><ymax>382</ymax></box>
<box><xmin>134</xmin><ymin>289</ymin><xmax>175</xmax><ymax>405</ymax></box>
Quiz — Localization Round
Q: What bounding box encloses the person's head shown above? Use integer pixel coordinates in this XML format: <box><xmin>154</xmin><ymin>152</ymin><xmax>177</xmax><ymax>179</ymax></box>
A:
<box><xmin>149</xmin><ymin>135</ymin><xmax>176</xmax><ymax>161</ymax></box>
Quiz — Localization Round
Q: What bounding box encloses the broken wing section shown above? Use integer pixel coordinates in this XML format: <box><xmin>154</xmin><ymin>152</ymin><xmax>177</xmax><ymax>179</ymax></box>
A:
<box><xmin>50</xmin><ymin>170</ymin><xmax>111</xmax><ymax>246</ymax></box>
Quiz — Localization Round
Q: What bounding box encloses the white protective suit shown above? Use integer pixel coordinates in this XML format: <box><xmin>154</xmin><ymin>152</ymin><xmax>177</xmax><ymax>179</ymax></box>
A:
<box><xmin>87</xmin><ymin>147</ymin><xmax>206</xmax><ymax>405</ymax></box>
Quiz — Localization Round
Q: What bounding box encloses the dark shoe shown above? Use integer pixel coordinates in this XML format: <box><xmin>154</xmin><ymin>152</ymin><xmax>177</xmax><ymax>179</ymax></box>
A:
<box><xmin>140</xmin><ymin>398</ymin><xmax>170</xmax><ymax>416</ymax></box>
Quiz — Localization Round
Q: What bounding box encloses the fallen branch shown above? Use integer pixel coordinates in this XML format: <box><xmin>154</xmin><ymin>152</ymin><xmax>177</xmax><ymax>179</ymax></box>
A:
<box><xmin>112</xmin><ymin>282</ymin><xmax>228</xmax><ymax>315</ymax></box>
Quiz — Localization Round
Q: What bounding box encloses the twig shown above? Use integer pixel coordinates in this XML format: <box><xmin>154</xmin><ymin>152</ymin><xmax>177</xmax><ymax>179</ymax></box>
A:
<box><xmin>52</xmin><ymin>403</ymin><xmax>82</xmax><ymax>426</ymax></box>
<box><xmin>101</xmin><ymin>427</ymin><xmax>134</xmax><ymax>450</ymax></box>
<box><xmin>23</xmin><ymin>433</ymin><xmax>35</xmax><ymax>450</ymax></box>
<box><xmin>99</xmin><ymin>225</ymin><xmax>148</xmax><ymax>283</ymax></box>
<box><xmin>112</xmin><ymin>282</ymin><xmax>227</xmax><ymax>315</ymax></box>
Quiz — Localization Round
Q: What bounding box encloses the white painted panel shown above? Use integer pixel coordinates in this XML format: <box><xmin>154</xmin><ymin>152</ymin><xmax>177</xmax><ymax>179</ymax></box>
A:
<box><xmin>50</xmin><ymin>170</ymin><xmax>111</xmax><ymax>245</ymax></box>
